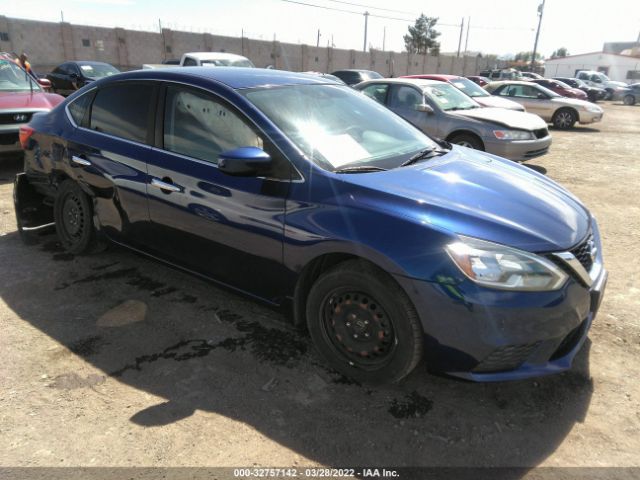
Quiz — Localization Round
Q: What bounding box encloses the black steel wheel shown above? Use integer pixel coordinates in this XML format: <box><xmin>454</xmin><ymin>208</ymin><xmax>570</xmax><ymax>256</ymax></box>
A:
<box><xmin>306</xmin><ymin>260</ymin><xmax>423</xmax><ymax>384</ymax></box>
<box><xmin>623</xmin><ymin>95</ymin><xmax>636</xmax><ymax>106</ymax></box>
<box><xmin>54</xmin><ymin>180</ymin><xmax>102</xmax><ymax>254</ymax></box>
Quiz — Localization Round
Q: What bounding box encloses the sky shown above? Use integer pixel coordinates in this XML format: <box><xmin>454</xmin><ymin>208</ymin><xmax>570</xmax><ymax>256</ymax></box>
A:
<box><xmin>1</xmin><ymin>0</ymin><xmax>639</xmax><ymax>58</ymax></box>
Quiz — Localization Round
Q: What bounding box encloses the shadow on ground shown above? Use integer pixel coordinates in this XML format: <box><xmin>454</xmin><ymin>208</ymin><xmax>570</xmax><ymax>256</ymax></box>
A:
<box><xmin>0</xmin><ymin>226</ymin><xmax>594</xmax><ymax>474</ymax></box>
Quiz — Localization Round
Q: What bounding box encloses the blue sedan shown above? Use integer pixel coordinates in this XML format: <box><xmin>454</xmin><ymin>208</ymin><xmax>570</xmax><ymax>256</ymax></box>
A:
<box><xmin>14</xmin><ymin>68</ymin><xmax>607</xmax><ymax>384</ymax></box>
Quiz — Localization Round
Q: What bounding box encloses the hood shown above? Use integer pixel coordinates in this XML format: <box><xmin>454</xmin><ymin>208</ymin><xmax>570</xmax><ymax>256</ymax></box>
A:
<box><xmin>0</xmin><ymin>91</ymin><xmax>64</xmax><ymax>110</ymax></box>
<box><xmin>342</xmin><ymin>147</ymin><xmax>590</xmax><ymax>252</ymax></box>
<box><xmin>607</xmin><ymin>81</ymin><xmax>627</xmax><ymax>88</ymax></box>
<box><xmin>474</xmin><ymin>95</ymin><xmax>525</xmax><ymax>111</ymax></box>
<box><xmin>452</xmin><ymin>107</ymin><xmax>547</xmax><ymax>131</ymax></box>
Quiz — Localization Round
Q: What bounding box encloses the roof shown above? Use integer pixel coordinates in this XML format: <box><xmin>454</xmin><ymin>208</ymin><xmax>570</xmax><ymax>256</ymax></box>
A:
<box><xmin>74</xmin><ymin>61</ymin><xmax>114</xmax><ymax>66</ymax></box>
<box><xmin>359</xmin><ymin>78</ymin><xmax>443</xmax><ymax>88</ymax></box>
<box><xmin>486</xmin><ymin>80</ymin><xmax>533</xmax><ymax>86</ymax></box>
<box><xmin>183</xmin><ymin>52</ymin><xmax>250</xmax><ymax>61</ymax></box>
<box><xmin>112</xmin><ymin>67</ymin><xmax>335</xmax><ymax>89</ymax></box>
<box><xmin>545</xmin><ymin>51</ymin><xmax>640</xmax><ymax>62</ymax></box>
<box><xmin>402</xmin><ymin>74</ymin><xmax>459</xmax><ymax>81</ymax></box>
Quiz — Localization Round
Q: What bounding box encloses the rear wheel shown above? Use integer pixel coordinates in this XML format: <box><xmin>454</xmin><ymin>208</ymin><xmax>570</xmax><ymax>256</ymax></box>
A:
<box><xmin>552</xmin><ymin>108</ymin><xmax>577</xmax><ymax>129</ymax></box>
<box><xmin>623</xmin><ymin>95</ymin><xmax>636</xmax><ymax>106</ymax></box>
<box><xmin>306</xmin><ymin>260</ymin><xmax>423</xmax><ymax>384</ymax></box>
<box><xmin>449</xmin><ymin>133</ymin><xmax>484</xmax><ymax>150</ymax></box>
<box><xmin>54</xmin><ymin>180</ymin><xmax>103</xmax><ymax>254</ymax></box>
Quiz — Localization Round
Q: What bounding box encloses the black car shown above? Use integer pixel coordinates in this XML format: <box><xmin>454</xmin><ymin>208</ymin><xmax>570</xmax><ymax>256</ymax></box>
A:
<box><xmin>330</xmin><ymin>69</ymin><xmax>382</xmax><ymax>86</ymax></box>
<box><xmin>553</xmin><ymin>77</ymin><xmax>606</xmax><ymax>102</ymax></box>
<box><xmin>46</xmin><ymin>61</ymin><xmax>120</xmax><ymax>96</ymax></box>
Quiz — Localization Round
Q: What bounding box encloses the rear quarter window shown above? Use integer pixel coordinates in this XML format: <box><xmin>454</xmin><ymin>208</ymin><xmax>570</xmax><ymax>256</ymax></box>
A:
<box><xmin>67</xmin><ymin>90</ymin><xmax>95</xmax><ymax>126</ymax></box>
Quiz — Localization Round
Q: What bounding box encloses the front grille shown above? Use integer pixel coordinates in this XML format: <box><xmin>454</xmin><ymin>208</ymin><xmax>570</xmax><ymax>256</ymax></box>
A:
<box><xmin>533</xmin><ymin>128</ymin><xmax>549</xmax><ymax>139</ymax></box>
<box><xmin>0</xmin><ymin>112</ymin><xmax>33</xmax><ymax>125</ymax></box>
<box><xmin>0</xmin><ymin>132</ymin><xmax>19</xmax><ymax>145</ymax></box>
<box><xmin>571</xmin><ymin>234</ymin><xmax>594</xmax><ymax>272</ymax></box>
<box><xmin>472</xmin><ymin>342</ymin><xmax>541</xmax><ymax>373</ymax></box>
<box><xmin>550</xmin><ymin>320</ymin><xmax>587</xmax><ymax>360</ymax></box>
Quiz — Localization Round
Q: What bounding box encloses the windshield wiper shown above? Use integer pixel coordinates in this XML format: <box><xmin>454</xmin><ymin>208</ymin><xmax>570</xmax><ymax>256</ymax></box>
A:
<box><xmin>333</xmin><ymin>165</ymin><xmax>388</xmax><ymax>174</ymax></box>
<box><xmin>400</xmin><ymin>147</ymin><xmax>448</xmax><ymax>167</ymax></box>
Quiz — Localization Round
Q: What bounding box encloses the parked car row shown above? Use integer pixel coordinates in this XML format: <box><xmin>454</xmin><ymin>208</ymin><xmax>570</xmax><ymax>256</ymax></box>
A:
<box><xmin>15</xmin><ymin>66</ymin><xmax>607</xmax><ymax>385</ymax></box>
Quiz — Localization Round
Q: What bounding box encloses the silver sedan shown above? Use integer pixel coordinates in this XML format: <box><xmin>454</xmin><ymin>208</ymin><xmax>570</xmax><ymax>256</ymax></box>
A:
<box><xmin>485</xmin><ymin>81</ymin><xmax>604</xmax><ymax>129</ymax></box>
<box><xmin>355</xmin><ymin>78</ymin><xmax>552</xmax><ymax>161</ymax></box>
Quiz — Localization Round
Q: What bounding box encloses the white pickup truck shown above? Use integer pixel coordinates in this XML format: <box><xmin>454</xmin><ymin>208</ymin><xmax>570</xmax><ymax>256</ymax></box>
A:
<box><xmin>143</xmin><ymin>52</ymin><xmax>255</xmax><ymax>70</ymax></box>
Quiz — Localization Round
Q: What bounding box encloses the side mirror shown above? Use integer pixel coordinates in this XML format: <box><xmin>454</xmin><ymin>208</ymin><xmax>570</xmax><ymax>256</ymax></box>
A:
<box><xmin>415</xmin><ymin>103</ymin><xmax>434</xmax><ymax>114</ymax></box>
<box><xmin>218</xmin><ymin>147</ymin><xmax>272</xmax><ymax>176</ymax></box>
<box><xmin>37</xmin><ymin>78</ymin><xmax>51</xmax><ymax>88</ymax></box>
<box><xmin>537</xmin><ymin>92</ymin><xmax>547</xmax><ymax>99</ymax></box>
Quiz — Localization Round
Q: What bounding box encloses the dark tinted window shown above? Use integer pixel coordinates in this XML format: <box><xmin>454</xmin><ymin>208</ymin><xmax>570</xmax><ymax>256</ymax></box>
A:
<box><xmin>389</xmin><ymin>85</ymin><xmax>423</xmax><ymax>109</ymax></box>
<box><xmin>90</xmin><ymin>83</ymin><xmax>153</xmax><ymax>143</ymax></box>
<box><xmin>333</xmin><ymin>71</ymin><xmax>361</xmax><ymax>85</ymax></box>
<box><xmin>68</xmin><ymin>90</ymin><xmax>94</xmax><ymax>126</ymax></box>
<box><xmin>183</xmin><ymin>57</ymin><xmax>198</xmax><ymax>66</ymax></box>
<box><xmin>163</xmin><ymin>86</ymin><xmax>263</xmax><ymax>164</ymax></box>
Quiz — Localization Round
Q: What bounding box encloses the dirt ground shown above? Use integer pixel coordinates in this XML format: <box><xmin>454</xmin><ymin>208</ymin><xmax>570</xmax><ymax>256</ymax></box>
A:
<box><xmin>0</xmin><ymin>102</ymin><xmax>639</xmax><ymax>477</ymax></box>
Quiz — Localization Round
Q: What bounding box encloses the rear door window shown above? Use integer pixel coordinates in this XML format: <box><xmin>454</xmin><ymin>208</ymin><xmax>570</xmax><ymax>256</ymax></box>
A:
<box><xmin>68</xmin><ymin>90</ymin><xmax>95</xmax><ymax>127</ymax></box>
<box><xmin>89</xmin><ymin>83</ymin><xmax>154</xmax><ymax>143</ymax></box>
<box><xmin>361</xmin><ymin>83</ymin><xmax>389</xmax><ymax>104</ymax></box>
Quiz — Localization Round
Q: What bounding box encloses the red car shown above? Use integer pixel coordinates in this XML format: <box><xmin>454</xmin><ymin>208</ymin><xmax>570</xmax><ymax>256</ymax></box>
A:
<box><xmin>530</xmin><ymin>79</ymin><xmax>588</xmax><ymax>100</ymax></box>
<box><xmin>401</xmin><ymin>74</ymin><xmax>525</xmax><ymax>111</ymax></box>
<box><xmin>1</xmin><ymin>55</ymin><xmax>63</xmax><ymax>155</ymax></box>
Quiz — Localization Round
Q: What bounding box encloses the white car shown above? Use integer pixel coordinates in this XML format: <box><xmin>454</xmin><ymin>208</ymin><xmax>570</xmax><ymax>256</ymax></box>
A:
<box><xmin>576</xmin><ymin>70</ymin><xmax>628</xmax><ymax>99</ymax></box>
<box><xmin>180</xmin><ymin>52</ymin><xmax>254</xmax><ymax>68</ymax></box>
<box><xmin>485</xmin><ymin>81</ymin><xmax>604</xmax><ymax>129</ymax></box>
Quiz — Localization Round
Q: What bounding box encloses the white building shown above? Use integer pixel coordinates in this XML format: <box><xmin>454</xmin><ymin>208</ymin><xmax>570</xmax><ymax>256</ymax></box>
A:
<box><xmin>544</xmin><ymin>52</ymin><xmax>640</xmax><ymax>83</ymax></box>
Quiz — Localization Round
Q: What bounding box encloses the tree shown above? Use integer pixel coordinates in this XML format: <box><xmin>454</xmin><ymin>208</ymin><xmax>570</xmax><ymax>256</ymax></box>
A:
<box><xmin>404</xmin><ymin>14</ymin><xmax>441</xmax><ymax>55</ymax></box>
<box><xmin>513</xmin><ymin>51</ymin><xmax>542</xmax><ymax>62</ymax></box>
<box><xmin>551</xmin><ymin>47</ymin><xmax>569</xmax><ymax>58</ymax></box>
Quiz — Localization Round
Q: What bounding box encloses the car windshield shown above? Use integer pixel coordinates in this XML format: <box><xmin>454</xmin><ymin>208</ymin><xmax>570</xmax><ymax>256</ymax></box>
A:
<box><xmin>244</xmin><ymin>84</ymin><xmax>437</xmax><ymax>171</ymax></box>
<box><xmin>534</xmin><ymin>84</ymin><xmax>562</xmax><ymax>98</ymax></box>
<box><xmin>201</xmin><ymin>59</ymin><xmax>254</xmax><ymax>68</ymax></box>
<box><xmin>78</xmin><ymin>63</ymin><xmax>119</xmax><ymax>78</ymax></box>
<box><xmin>449</xmin><ymin>77</ymin><xmax>489</xmax><ymax>97</ymax></box>
<box><xmin>0</xmin><ymin>59</ymin><xmax>41</xmax><ymax>92</ymax></box>
<box><xmin>423</xmin><ymin>82</ymin><xmax>481</xmax><ymax>110</ymax></box>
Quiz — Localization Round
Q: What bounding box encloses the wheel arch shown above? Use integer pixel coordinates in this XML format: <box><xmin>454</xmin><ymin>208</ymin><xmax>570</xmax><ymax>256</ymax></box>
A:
<box><xmin>446</xmin><ymin>130</ymin><xmax>485</xmax><ymax>150</ymax></box>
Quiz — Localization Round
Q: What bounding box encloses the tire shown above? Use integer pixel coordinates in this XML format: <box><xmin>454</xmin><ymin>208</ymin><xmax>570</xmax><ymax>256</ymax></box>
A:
<box><xmin>623</xmin><ymin>95</ymin><xmax>636</xmax><ymax>106</ymax></box>
<box><xmin>604</xmin><ymin>89</ymin><xmax>614</xmax><ymax>100</ymax></box>
<box><xmin>448</xmin><ymin>133</ymin><xmax>484</xmax><ymax>150</ymax></box>
<box><xmin>54</xmin><ymin>180</ymin><xmax>103</xmax><ymax>254</ymax></box>
<box><xmin>306</xmin><ymin>260</ymin><xmax>423</xmax><ymax>384</ymax></box>
<box><xmin>552</xmin><ymin>108</ymin><xmax>577</xmax><ymax>129</ymax></box>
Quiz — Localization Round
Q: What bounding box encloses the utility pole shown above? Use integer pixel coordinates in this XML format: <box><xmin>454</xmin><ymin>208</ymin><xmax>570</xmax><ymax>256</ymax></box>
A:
<box><xmin>464</xmin><ymin>17</ymin><xmax>471</xmax><ymax>54</ymax></box>
<box><xmin>317</xmin><ymin>29</ymin><xmax>321</xmax><ymax>48</ymax></box>
<box><xmin>60</xmin><ymin>11</ymin><xmax>64</xmax><ymax>22</ymax></box>
<box><xmin>241</xmin><ymin>28</ymin><xmax>245</xmax><ymax>56</ymax></box>
<box><xmin>383</xmin><ymin>26</ymin><xmax>386</xmax><ymax>51</ymax></box>
<box><xmin>456</xmin><ymin>17</ymin><xmax>465</xmax><ymax>57</ymax></box>
<box><xmin>363</xmin><ymin>11</ymin><xmax>369</xmax><ymax>52</ymax></box>
<box><xmin>531</xmin><ymin>0</ymin><xmax>545</xmax><ymax>71</ymax></box>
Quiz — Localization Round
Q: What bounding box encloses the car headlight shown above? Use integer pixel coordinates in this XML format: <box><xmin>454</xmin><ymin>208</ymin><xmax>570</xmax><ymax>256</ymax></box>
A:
<box><xmin>492</xmin><ymin>129</ymin><xmax>535</xmax><ymax>140</ymax></box>
<box><xmin>585</xmin><ymin>104</ymin><xmax>603</xmax><ymax>113</ymax></box>
<box><xmin>445</xmin><ymin>236</ymin><xmax>568</xmax><ymax>291</ymax></box>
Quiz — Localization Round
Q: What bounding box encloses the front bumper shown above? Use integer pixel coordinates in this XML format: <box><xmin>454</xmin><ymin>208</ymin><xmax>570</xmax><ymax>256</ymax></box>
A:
<box><xmin>578</xmin><ymin>110</ymin><xmax>603</xmax><ymax>124</ymax></box>
<box><xmin>484</xmin><ymin>134</ymin><xmax>552</xmax><ymax>161</ymax></box>
<box><xmin>0</xmin><ymin>124</ymin><xmax>21</xmax><ymax>153</ymax></box>
<box><xmin>393</xmin><ymin>228</ymin><xmax>607</xmax><ymax>382</ymax></box>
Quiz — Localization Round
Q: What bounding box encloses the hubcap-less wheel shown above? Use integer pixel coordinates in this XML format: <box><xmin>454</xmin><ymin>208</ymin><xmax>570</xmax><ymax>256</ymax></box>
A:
<box><xmin>62</xmin><ymin>195</ymin><xmax>84</xmax><ymax>239</ymax></box>
<box><xmin>624</xmin><ymin>95</ymin><xmax>635</xmax><ymax>105</ymax></box>
<box><xmin>54</xmin><ymin>180</ymin><xmax>104</xmax><ymax>254</ymax></box>
<box><xmin>321</xmin><ymin>290</ymin><xmax>396</xmax><ymax>368</ymax></box>
<box><xmin>456</xmin><ymin>140</ymin><xmax>475</xmax><ymax>148</ymax></box>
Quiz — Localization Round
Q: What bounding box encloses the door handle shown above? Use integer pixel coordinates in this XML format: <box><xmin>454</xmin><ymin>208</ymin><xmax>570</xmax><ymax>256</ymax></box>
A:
<box><xmin>150</xmin><ymin>177</ymin><xmax>181</xmax><ymax>193</ymax></box>
<box><xmin>71</xmin><ymin>155</ymin><xmax>91</xmax><ymax>166</ymax></box>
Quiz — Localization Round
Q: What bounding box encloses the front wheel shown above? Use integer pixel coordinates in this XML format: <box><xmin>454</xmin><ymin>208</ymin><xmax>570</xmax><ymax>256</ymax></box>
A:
<box><xmin>552</xmin><ymin>108</ymin><xmax>577</xmax><ymax>129</ymax></box>
<box><xmin>449</xmin><ymin>133</ymin><xmax>484</xmax><ymax>150</ymax></box>
<box><xmin>623</xmin><ymin>95</ymin><xmax>636</xmax><ymax>106</ymax></box>
<box><xmin>306</xmin><ymin>260</ymin><xmax>423</xmax><ymax>384</ymax></box>
<box><xmin>54</xmin><ymin>180</ymin><xmax>103</xmax><ymax>254</ymax></box>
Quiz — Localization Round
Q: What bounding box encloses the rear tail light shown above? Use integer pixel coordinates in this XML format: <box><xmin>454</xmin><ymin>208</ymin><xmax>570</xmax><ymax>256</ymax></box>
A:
<box><xmin>19</xmin><ymin>125</ymin><xmax>35</xmax><ymax>149</ymax></box>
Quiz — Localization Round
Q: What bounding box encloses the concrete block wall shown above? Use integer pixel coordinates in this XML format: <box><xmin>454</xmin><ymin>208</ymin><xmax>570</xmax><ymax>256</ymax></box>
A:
<box><xmin>0</xmin><ymin>15</ymin><xmax>503</xmax><ymax>75</ymax></box>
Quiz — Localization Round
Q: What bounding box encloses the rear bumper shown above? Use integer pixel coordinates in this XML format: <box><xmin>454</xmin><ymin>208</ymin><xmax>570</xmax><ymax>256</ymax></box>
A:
<box><xmin>484</xmin><ymin>135</ymin><xmax>552</xmax><ymax>161</ymax></box>
<box><xmin>393</xmin><ymin>259</ymin><xmax>607</xmax><ymax>382</ymax></box>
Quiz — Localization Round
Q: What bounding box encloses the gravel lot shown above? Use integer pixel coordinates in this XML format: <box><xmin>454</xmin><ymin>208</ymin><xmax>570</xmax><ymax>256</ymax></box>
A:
<box><xmin>0</xmin><ymin>102</ymin><xmax>638</xmax><ymax>476</ymax></box>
